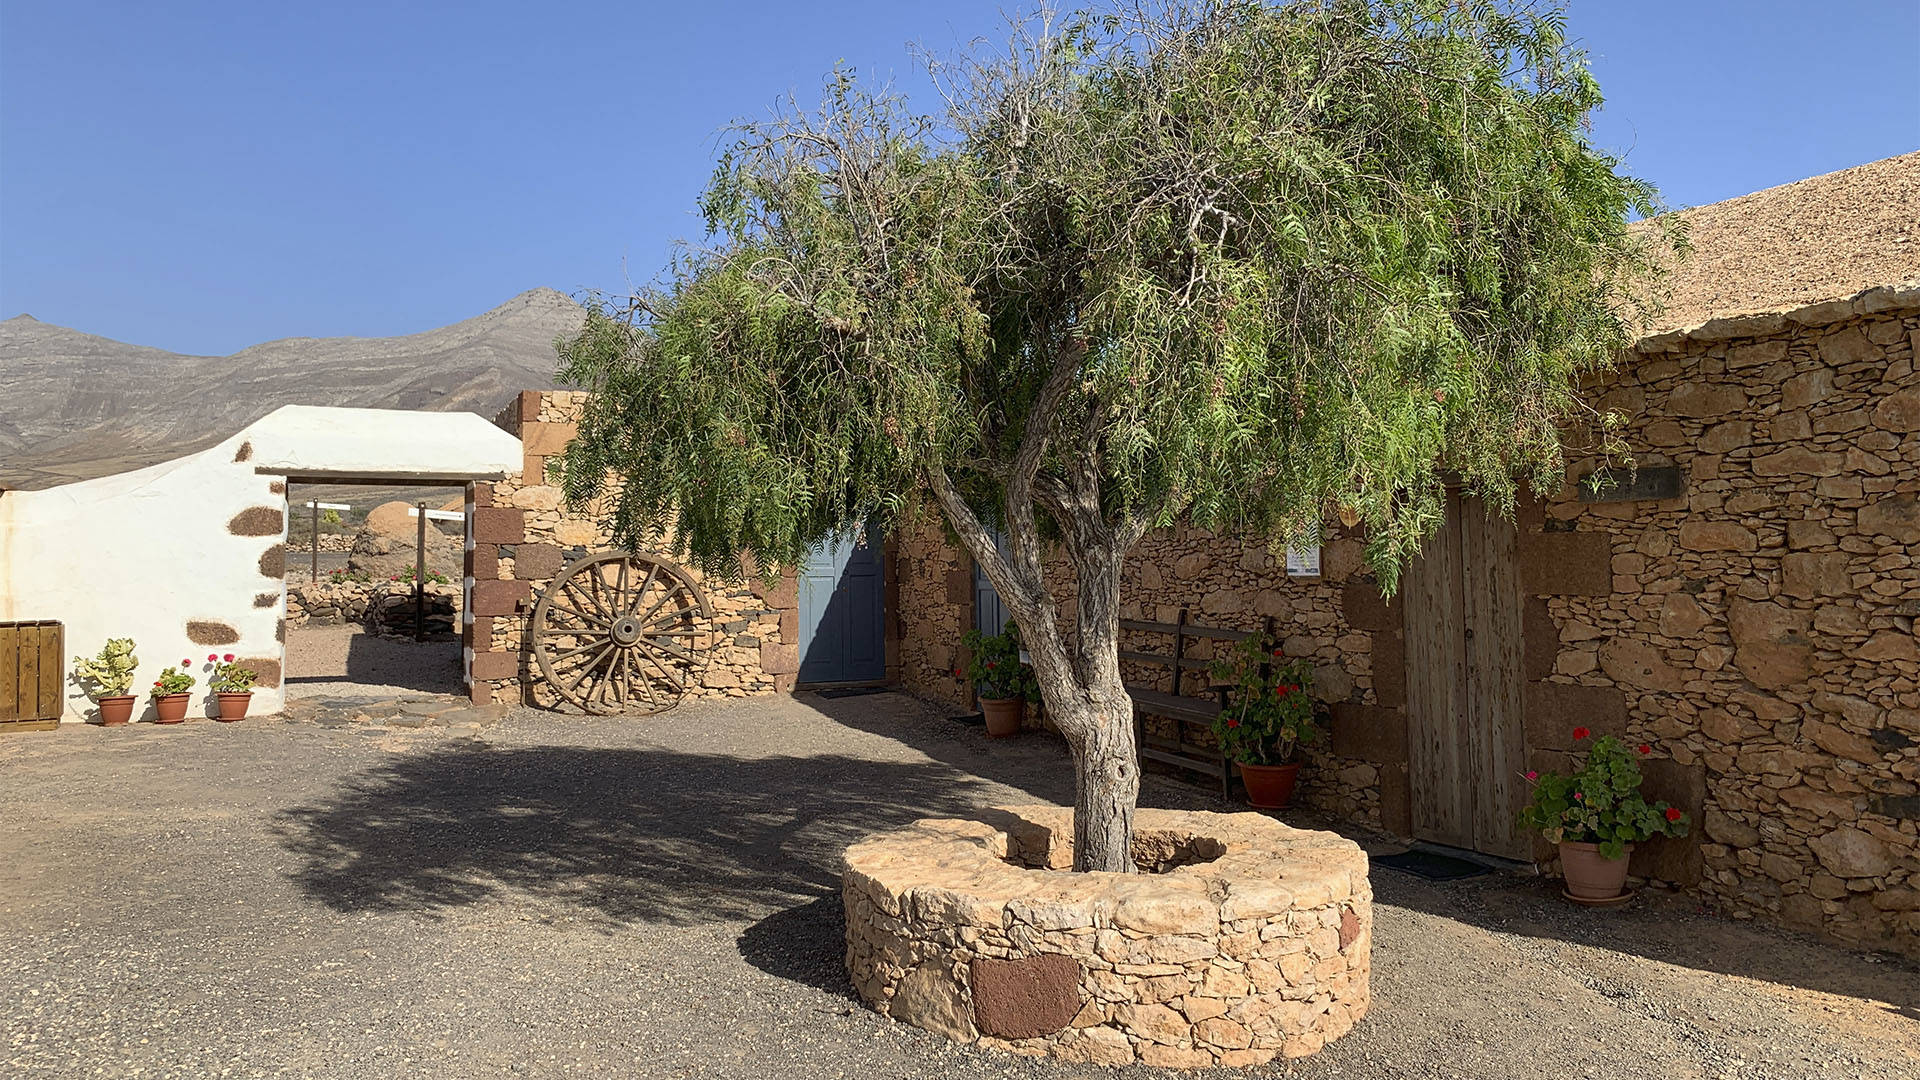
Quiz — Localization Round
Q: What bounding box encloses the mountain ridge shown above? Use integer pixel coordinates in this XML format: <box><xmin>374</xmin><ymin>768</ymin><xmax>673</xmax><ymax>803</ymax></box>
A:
<box><xmin>0</xmin><ymin>288</ymin><xmax>586</xmax><ymax>490</ymax></box>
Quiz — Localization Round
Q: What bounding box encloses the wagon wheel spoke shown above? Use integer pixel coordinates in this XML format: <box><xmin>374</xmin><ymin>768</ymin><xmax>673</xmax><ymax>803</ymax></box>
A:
<box><xmin>623</xmin><ymin>562</ymin><xmax>659</xmax><ymax>619</ymax></box>
<box><xmin>635</xmin><ymin>646</ymin><xmax>687</xmax><ymax>692</ymax></box>
<box><xmin>629</xmin><ymin>650</ymin><xmax>661</xmax><ymax>707</ymax></box>
<box><xmin>531</xmin><ymin>550</ymin><xmax>713</xmax><ymax>716</ymax></box>
<box><xmin>547</xmin><ymin>601</ymin><xmax>610</xmax><ymax>629</ymax></box>
<box><xmin>635</xmin><ymin>635</ymin><xmax>699</xmax><ymax>668</ymax></box>
<box><xmin>562</xmin><ymin>643</ymin><xmax>614</xmax><ymax>695</ymax></box>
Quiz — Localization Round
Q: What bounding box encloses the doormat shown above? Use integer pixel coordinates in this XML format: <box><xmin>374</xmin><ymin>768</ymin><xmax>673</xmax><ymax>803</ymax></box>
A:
<box><xmin>812</xmin><ymin>687</ymin><xmax>889</xmax><ymax>699</ymax></box>
<box><xmin>1374</xmin><ymin>849</ymin><xmax>1493</xmax><ymax>882</ymax></box>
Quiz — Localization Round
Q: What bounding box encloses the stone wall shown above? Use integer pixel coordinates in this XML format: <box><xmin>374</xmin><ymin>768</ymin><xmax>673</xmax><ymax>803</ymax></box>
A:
<box><xmin>287</xmin><ymin>580</ymin><xmax>461</xmax><ymax>637</ymax></box>
<box><xmin>466</xmin><ymin>391</ymin><xmax>804</xmax><ymax>708</ymax></box>
<box><xmin>1526</xmin><ymin>289</ymin><xmax>1920</xmax><ymax>953</ymax></box>
<box><xmin>889</xmin><ymin>287</ymin><xmax>1920</xmax><ymax>957</ymax></box>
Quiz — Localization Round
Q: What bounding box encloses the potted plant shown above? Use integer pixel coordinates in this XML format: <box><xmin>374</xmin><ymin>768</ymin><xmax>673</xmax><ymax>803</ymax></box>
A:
<box><xmin>150</xmin><ymin>660</ymin><xmax>197</xmax><ymax>724</ymax></box>
<box><xmin>1210</xmin><ymin>633</ymin><xmax>1323</xmax><ymax>809</ymax></box>
<box><xmin>206</xmin><ymin>653</ymin><xmax>256</xmax><ymax>721</ymax></box>
<box><xmin>960</xmin><ymin>620</ymin><xmax>1038</xmax><ymax>737</ymax></box>
<box><xmin>1517</xmin><ymin>731</ymin><xmax>1691</xmax><ymax>904</ymax></box>
<box><xmin>72</xmin><ymin>638</ymin><xmax>139</xmax><ymax>726</ymax></box>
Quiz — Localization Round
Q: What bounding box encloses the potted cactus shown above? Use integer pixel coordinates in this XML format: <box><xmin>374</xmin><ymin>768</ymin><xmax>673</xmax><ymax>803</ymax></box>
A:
<box><xmin>960</xmin><ymin>620</ymin><xmax>1038</xmax><ymax>737</ymax></box>
<box><xmin>72</xmin><ymin>638</ymin><xmax>139</xmax><ymax>726</ymax></box>
<box><xmin>1518</xmin><ymin>731</ymin><xmax>1691</xmax><ymax>904</ymax></box>
<box><xmin>206</xmin><ymin>654</ymin><xmax>257</xmax><ymax>721</ymax></box>
<box><xmin>150</xmin><ymin>660</ymin><xmax>196</xmax><ymax>724</ymax></box>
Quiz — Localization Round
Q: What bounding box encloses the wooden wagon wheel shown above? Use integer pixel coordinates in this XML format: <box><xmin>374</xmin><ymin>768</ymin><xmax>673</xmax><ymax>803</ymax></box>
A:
<box><xmin>529</xmin><ymin>551</ymin><xmax>713</xmax><ymax>715</ymax></box>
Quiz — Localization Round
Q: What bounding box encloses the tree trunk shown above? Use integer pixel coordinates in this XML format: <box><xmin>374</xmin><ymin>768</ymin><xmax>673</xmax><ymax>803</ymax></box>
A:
<box><xmin>1063</xmin><ymin>691</ymin><xmax>1141</xmax><ymax>872</ymax></box>
<box><xmin>925</xmin><ymin>455</ymin><xmax>1147</xmax><ymax>873</ymax></box>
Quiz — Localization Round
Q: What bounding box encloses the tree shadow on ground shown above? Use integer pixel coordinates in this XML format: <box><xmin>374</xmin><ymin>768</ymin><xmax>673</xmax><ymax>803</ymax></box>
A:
<box><xmin>273</xmin><ymin>744</ymin><xmax>995</xmax><ymax>928</ymax></box>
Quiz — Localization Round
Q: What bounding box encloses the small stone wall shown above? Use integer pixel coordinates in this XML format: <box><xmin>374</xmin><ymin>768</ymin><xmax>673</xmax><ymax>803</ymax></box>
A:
<box><xmin>287</xmin><ymin>580</ymin><xmax>460</xmax><ymax>638</ymax></box>
<box><xmin>842</xmin><ymin>806</ymin><xmax>1371</xmax><ymax>1067</ymax></box>
<box><xmin>466</xmin><ymin>391</ymin><xmax>809</xmax><ymax>707</ymax></box>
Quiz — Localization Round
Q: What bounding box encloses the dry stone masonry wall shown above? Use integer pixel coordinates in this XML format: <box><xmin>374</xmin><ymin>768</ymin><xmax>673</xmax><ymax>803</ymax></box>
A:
<box><xmin>464</xmin><ymin>391</ymin><xmax>801</xmax><ymax>707</ymax></box>
<box><xmin>890</xmin><ymin>287</ymin><xmax>1920</xmax><ymax>958</ymax></box>
<box><xmin>1533</xmin><ymin>289</ymin><xmax>1920</xmax><ymax>953</ymax></box>
<box><xmin>843</xmin><ymin>806</ymin><xmax>1371</xmax><ymax>1067</ymax></box>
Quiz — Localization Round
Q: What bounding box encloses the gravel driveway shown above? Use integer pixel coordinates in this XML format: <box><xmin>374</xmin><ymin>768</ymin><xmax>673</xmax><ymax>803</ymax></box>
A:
<box><xmin>2</xmin><ymin>692</ymin><xmax>1914</xmax><ymax>1079</ymax></box>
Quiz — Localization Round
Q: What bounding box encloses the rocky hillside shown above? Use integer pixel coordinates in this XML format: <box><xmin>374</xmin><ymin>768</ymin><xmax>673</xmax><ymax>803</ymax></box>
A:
<box><xmin>0</xmin><ymin>287</ymin><xmax>586</xmax><ymax>489</ymax></box>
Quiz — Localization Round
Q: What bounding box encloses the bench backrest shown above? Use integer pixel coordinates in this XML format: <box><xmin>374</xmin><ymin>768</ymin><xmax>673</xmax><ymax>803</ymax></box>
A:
<box><xmin>1118</xmin><ymin>609</ymin><xmax>1272</xmax><ymax>697</ymax></box>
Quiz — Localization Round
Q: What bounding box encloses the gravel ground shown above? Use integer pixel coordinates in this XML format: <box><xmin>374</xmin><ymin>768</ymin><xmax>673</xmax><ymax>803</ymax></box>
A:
<box><xmin>2</xmin><ymin>692</ymin><xmax>1914</xmax><ymax>1080</ymax></box>
<box><xmin>284</xmin><ymin>625</ymin><xmax>463</xmax><ymax>698</ymax></box>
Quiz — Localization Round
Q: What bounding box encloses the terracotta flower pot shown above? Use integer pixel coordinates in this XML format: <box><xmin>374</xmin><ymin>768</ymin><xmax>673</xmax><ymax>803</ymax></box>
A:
<box><xmin>1238</xmin><ymin>761</ymin><xmax>1301</xmax><ymax>809</ymax></box>
<box><xmin>95</xmin><ymin>695</ymin><xmax>136</xmax><ymax>726</ymax></box>
<box><xmin>1559</xmin><ymin>840</ymin><xmax>1633</xmax><ymax>900</ymax></box>
<box><xmin>153</xmin><ymin>693</ymin><xmax>191</xmax><ymax>724</ymax></box>
<box><xmin>980</xmin><ymin>697</ymin><xmax>1025</xmax><ymax>738</ymax></box>
<box><xmin>215</xmin><ymin>692</ymin><xmax>252</xmax><ymax>722</ymax></box>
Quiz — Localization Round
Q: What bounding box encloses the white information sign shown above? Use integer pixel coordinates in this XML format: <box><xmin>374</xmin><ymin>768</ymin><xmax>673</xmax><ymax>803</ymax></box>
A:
<box><xmin>1285</xmin><ymin>526</ymin><xmax>1322</xmax><ymax>577</ymax></box>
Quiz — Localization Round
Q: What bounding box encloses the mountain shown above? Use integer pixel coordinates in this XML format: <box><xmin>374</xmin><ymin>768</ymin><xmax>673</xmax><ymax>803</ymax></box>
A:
<box><xmin>0</xmin><ymin>288</ymin><xmax>587</xmax><ymax>489</ymax></box>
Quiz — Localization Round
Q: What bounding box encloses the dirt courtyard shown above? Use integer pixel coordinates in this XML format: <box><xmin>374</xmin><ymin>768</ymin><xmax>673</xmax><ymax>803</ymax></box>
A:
<box><xmin>2</xmin><ymin>692</ymin><xmax>1914</xmax><ymax>1079</ymax></box>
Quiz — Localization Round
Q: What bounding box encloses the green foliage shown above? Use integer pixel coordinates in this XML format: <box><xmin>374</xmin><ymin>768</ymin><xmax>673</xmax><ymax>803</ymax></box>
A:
<box><xmin>151</xmin><ymin>664</ymin><xmax>195</xmax><ymax>697</ymax></box>
<box><xmin>1517</xmin><ymin>734</ymin><xmax>1690</xmax><ymax>859</ymax></box>
<box><xmin>387</xmin><ymin>567</ymin><xmax>448</xmax><ymax>586</ymax></box>
<box><xmin>209</xmin><ymin>660</ymin><xmax>257</xmax><ymax>695</ymax></box>
<box><xmin>328</xmin><ymin>568</ymin><xmax>372</xmax><ymax>585</ymax></box>
<box><xmin>1209</xmin><ymin>633</ymin><xmax>1322</xmax><ymax>765</ymax></box>
<box><xmin>558</xmin><ymin>0</ymin><xmax>1676</xmax><ymax>594</ymax></box>
<box><xmin>71</xmin><ymin>638</ymin><xmax>138</xmax><ymax>700</ymax></box>
<box><xmin>319</xmin><ymin>508</ymin><xmax>343</xmax><ymax>528</ymax></box>
<box><xmin>960</xmin><ymin>620</ymin><xmax>1039</xmax><ymax>701</ymax></box>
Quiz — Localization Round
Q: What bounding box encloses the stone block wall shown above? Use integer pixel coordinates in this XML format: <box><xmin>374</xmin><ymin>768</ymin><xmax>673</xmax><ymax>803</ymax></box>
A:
<box><xmin>465</xmin><ymin>391</ymin><xmax>804</xmax><ymax>708</ymax></box>
<box><xmin>1526</xmin><ymin>290</ymin><xmax>1920</xmax><ymax>953</ymax></box>
<box><xmin>888</xmin><ymin>287</ymin><xmax>1920</xmax><ymax>956</ymax></box>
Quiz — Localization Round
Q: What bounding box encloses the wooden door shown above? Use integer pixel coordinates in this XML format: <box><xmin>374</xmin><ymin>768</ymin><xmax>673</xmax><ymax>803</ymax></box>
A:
<box><xmin>797</xmin><ymin>527</ymin><xmax>887</xmax><ymax>685</ymax></box>
<box><xmin>1</xmin><ymin>621</ymin><xmax>65</xmax><ymax>731</ymax></box>
<box><xmin>1401</xmin><ymin>493</ymin><xmax>1529</xmax><ymax>859</ymax></box>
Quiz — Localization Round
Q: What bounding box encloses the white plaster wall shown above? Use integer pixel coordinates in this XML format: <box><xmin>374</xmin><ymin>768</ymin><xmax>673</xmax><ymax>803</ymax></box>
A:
<box><xmin>0</xmin><ymin>404</ymin><xmax>523</xmax><ymax>722</ymax></box>
<box><xmin>0</xmin><ymin>431</ymin><xmax>288</xmax><ymax>721</ymax></box>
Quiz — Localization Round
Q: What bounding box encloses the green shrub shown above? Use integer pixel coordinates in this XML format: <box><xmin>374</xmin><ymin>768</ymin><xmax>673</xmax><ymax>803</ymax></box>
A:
<box><xmin>959</xmin><ymin>620</ymin><xmax>1038</xmax><ymax>702</ymax></box>
<box><xmin>1517</xmin><ymin>733</ymin><xmax>1690</xmax><ymax>859</ymax></box>
<box><xmin>1209</xmin><ymin>631</ymin><xmax>1323</xmax><ymax>766</ymax></box>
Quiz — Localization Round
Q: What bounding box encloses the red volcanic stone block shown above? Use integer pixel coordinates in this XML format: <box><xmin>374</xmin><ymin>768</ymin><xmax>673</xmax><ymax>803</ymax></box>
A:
<box><xmin>969</xmin><ymin>955</ymin><xmax>1081</xmax><ymax>1039</ymax></box>
<box><xmin>470</xmin><ymin>651</ymin><xmax>520</xmax><ymax>681</ymax></box>
<box><xmin>472</xmin><ymin>507</ymin><xmax>525</xmax><ymax>545</ymax></box>
<box><xmin>471</xmin><ymin>579</ymin><xmax>531</xmax><ymax>617</ymax></box>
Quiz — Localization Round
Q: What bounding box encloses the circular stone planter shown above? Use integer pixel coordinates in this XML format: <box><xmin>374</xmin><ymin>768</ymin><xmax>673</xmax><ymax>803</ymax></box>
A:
<box><xmin>842</xmin><ymin>806</ymin><xmax>1371</xmax><ymax>1068</ymax></box>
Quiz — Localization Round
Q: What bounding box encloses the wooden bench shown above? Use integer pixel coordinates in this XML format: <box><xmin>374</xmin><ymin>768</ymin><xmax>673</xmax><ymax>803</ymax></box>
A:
<box><xmin>1121</xmin><ymin>611</ymin><xmax>1272</xmax><ymax>799</ymax></box>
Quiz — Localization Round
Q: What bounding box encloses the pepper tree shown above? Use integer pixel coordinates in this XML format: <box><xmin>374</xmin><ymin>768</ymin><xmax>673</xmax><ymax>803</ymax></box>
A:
<box><xmin>557</xmin><ymin>0</ymin><xmax>1676</xmax><ymax>872</ymax></box>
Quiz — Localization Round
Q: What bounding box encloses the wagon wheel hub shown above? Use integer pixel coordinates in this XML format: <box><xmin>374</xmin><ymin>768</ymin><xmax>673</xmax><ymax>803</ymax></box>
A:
<box><xmin>527</xmin><ymin>550</ymin><xmax>714</xmax><ymax>716</ymax></box>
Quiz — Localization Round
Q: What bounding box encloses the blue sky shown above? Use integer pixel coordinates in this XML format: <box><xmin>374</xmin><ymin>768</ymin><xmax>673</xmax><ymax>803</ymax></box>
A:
<box><xmin>2</xmin><ymin>1</ymin><xmax>1915</xmax><ymax>356</ymax></box>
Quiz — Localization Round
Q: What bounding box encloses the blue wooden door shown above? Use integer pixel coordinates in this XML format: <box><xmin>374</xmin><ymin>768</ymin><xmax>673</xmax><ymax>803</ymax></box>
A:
<box><xmin>973</xmin><ymin>529</ymin><xmax>1012</xmax><ymax>636</ymax></box>
<box><xmin>797</xmin><ymin>527</ymin><xmax>886</xmax><ymax>684</ymax></box>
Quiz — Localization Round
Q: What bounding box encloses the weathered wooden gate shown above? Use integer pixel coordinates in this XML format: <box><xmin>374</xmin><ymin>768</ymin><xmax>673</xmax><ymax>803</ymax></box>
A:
<box><xmin>1399</xmin><ymin>493</ymin><xmax>1529</xmax><ymax>859</ymax></box>
<box><xmin>1</xmin><ymin>620</ymin><xmax>64</xmax><ymax>732</ymax></box>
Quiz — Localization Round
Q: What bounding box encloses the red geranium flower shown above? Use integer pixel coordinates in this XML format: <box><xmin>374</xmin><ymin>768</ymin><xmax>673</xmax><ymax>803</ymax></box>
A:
<box><xmin>207</xmin><ymin>653</ymin><xmax>218</xmax><ymax>661</ymax></box>
<box><xmin>1637</xmin><ymin>744</ymin><xmax>1651</xmax><ymax>755</ymax></box>
<box><xmin>1572</xmin><ymin>726</ymin><xmax>1590</xmax><ymax>740</ymax></box>
<box><xmin>1665</xmin><ymin>807</ymin><xmax>1682</xmax><ymax>822</ymax></box>
<box><xmin>1227</xmin><ymin>718</ymin><xmax>1241</xmax><ymax>728</ymax></box>
<box><xmin>1525</xmin><ymin>770</ymin><xmax>1538</xmax><ymax>781</ymax></box>
<box><xmin>183</xmin><ymin>659</ymin><xmax>193</xmax><ymax>666</ymax></box>
<box><xmin>1573</xmin><ymin>791</ymin><xmax>1584</xmax><ymax>801</ymax></box>
<box><xmin>223</xmin><ymin>653</ymin><xmax>235</xmax><ymax>663</ymax></box>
